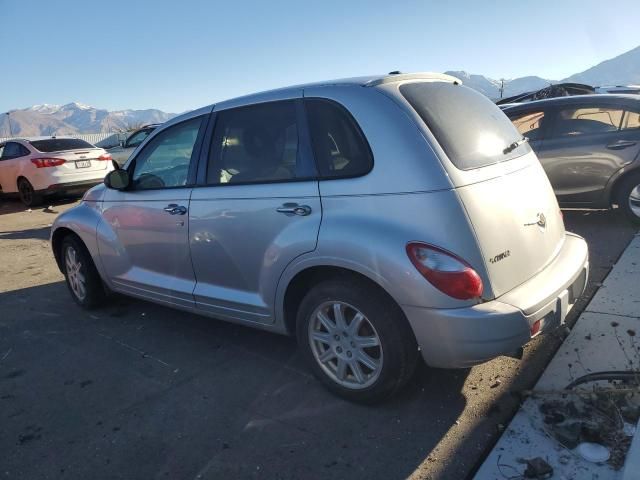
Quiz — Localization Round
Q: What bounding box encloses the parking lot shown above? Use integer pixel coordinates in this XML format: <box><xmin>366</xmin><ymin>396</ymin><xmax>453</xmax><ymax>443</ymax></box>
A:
<box><xmin>0</xmin><ymin>197</ymin><xmax>637</xmax><ymax>480</ymax></box>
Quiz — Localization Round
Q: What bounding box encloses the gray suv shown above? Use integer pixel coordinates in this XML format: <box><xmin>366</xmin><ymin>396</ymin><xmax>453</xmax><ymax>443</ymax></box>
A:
<box><xmin>504</xmin><ymin>95</ymin><xmax>640</xmax><ymax>223</ymax></box>
<box><xmin>51</xmin><ymin>73</ymin><xmax>589</xmax><ymax>402</ymax></box>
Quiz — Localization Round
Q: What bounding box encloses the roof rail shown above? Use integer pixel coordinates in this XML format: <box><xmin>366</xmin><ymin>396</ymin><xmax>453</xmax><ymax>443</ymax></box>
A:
<box><xmin>365</xmin><ymin>72</ymin><xmax>462</xmax><ymax>87</ymax></box>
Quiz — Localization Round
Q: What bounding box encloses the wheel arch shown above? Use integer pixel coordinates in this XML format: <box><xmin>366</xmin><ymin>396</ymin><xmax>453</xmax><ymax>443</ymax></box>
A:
<box><xmin>280</xmin><ymin>263</ymin><xmax>413</xmax><ymax>340</ymax></box>
<box><xmin>51</xmin><ymin>227</ymin><xmax>81</xmax><ymax>272</ymax></box>
<box><xmin>607</xmin><ymin>167</ymin><xmax>640</xmax><ymax>207</ymax></box>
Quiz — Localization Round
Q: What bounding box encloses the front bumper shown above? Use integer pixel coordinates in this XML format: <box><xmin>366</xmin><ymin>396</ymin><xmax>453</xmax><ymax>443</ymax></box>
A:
<box><xmin>402</xmin><ymin>233</ymin><xmax>589</xmax><ymax>368</ymax></box>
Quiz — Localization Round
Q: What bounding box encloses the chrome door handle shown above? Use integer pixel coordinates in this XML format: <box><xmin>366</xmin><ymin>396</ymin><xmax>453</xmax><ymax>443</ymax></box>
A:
<box><xmin>163</xmin><ymin>204</ymin><xmax>187</xmax><ymax>215</ymax></box>
<box><xmin>276</xmin><ymin>203</ymin><xmax>312</xmax><ymax>216</ymax></box>
<box><xmin>607</xmin><ymin>140</ymin><xmax>637</xmax><ymax>150</ymax></box>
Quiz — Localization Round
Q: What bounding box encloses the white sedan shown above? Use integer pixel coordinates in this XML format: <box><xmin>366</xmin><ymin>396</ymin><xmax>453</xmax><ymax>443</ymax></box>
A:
<box><xmin>0</xmin><ymin>137</ymin><xmax>114</xmax><ymax>206</ymax></box>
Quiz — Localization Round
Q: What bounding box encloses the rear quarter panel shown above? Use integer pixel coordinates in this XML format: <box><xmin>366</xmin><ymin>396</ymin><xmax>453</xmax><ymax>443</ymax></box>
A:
<box><xmin>275</xmin><ymin>189</ymin><xmax>492</xmax><ymax>328</ymax></box>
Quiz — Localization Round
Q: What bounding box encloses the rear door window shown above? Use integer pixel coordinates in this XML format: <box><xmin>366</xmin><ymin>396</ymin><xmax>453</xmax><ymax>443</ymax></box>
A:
<box><xmin>1</xmin><ymin>142</ymin><xmax>27</xmax><ymax>159</ymax></box>
<box><xmin>400</xmin><ymin>82</ymin><xmax>530</xmax><ymax>170</ymax></box>
<box><xmin>304</xmin><ymin>99</ymin><xmax>373</xmax><ymax>178</ymax></box>
<box><xmin>550</xmin><ymin>106</ymin><xmax>624</xmax><ymax>138</ymax></box>
<box><xmin>622</xmin><ymin>110</ymin><xmax>640</xmax><ymax>130</ymax></box>
<box><xmin>509</xmin><ymin>110</ymin><xmax>547</xmax><ymax>140</ymax></box>
<box><xmin>206</xmin><ymin>100</ymin><xmax>310</xmax><ymax>185</ymax></box>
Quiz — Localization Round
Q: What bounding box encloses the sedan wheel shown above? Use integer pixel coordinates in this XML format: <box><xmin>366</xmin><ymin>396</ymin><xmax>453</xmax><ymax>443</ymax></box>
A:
<box><xmin>17</xmin><ymin>178</ymin><xmax>42</xmax><ymax>207</ymax></box>
<box><xmin>628</xmin><ymin>184</ymin><xmax>640</xmax><ymax>219</ymax></box>
<box><xmin>308</xmin><ymin>301</ymin><xmax>383</xmax><ymax>389</ymax></box>
<box><xmin>616</xmin><ymin>174</ymin><xmax>640</xmax><ymax>225</ymax></box>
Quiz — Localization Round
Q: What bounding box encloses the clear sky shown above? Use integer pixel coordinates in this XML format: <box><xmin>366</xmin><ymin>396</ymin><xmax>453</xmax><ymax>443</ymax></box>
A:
<box><xmin>2</xmin><ymin>0</ymin><xmax>639</xmax><ymax>113</ymax></box>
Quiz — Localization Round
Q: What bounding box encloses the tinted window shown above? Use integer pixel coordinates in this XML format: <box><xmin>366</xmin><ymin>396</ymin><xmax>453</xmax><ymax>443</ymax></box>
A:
<box><xmin>305</xmin><ymin>99</ymin><xmax>372</xmax><ymax>178</ymax></box>
<box><xmin>126</xmin><ymin>128</ymin><xmax>153</xmax><ymax>148</ymax></box>
<box><xmin>131</xmin><ymin>116</ymin><xmax>202</xmax><ymax>190</ymax></box>
<box><xmin>1</xmin><ymin>142</ymin><xmax>26</xmax><ymax>159</ymax></box>
<box><xmin>30</xmin><ymin>138</ymin><xmax>95</xmax><ymax>152</ymax></box>
<box><xmin>401</xmin><ymin>82</ymin><xmax>530</xmax><ymax>170</ymax></box>
<box><xmin>509</xmin><ymin>111</ymin><xmax>546</xmax><ymax>140</ymax></box>
<box><xmin>551</xmin><ymin>106</ymin><xmax>623</xmax><ymax>137</ymax></box>
<box><xmin>207</xmin><ymin>101</ymin><xmax>303</xmax><ymax>185</ymax></box>
<box><xmin>622</xmin><ymin>110</ymin><xmax>640</xmax><ymax>130</ymax></box>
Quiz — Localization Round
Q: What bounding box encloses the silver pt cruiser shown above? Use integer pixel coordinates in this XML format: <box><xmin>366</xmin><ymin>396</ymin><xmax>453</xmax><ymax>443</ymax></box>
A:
<box><xmin>51</xmin><ymin>73</ymin><xmax>589</xmax><ymax>402</ymax></box>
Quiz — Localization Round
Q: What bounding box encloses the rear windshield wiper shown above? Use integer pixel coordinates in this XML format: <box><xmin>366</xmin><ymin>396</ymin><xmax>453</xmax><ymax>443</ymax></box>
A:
<box><xmin>503</xmin><ymin>137</ymin><xmax>528</xmax><ymax>154</ymax></box>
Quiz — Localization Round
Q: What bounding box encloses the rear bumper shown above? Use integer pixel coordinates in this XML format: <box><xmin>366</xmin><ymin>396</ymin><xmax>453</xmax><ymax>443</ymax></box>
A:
<box><xmin>39</xmin><ymin>179</ymin><xmax>103</xmax><ymax>196</ymax></box>
<box><xmin>402</xmin><ymin>233</ymin><xmax>589</xmax><ymax>368</ymax></box>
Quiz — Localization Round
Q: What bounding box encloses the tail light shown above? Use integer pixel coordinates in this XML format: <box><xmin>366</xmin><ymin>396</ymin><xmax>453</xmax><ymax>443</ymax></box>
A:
<box><xmin>31</xmin><ymin>157</ymin><xmax>65</xmax><ymax>168</ymax></box>
<box><xmin>97</xmin><ymin>153</ymin><xmax>112</xmax><ymax>161</ymax></box>
<box><xmin>406</xmin><ymin>242</ymin><xmax>483</xmax><ymax>300</ymax></box>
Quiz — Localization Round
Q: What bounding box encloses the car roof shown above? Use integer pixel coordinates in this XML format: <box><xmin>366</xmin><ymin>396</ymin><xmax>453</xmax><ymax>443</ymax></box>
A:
<box><xmin>503</xmin><ymin>93</ymin><xmax>640</xmax><ymax>111</ymax></box>
<box><xmin>165</xmin><ymin>72</ymin><xmax>461</xmax><ymax>127</ymax></box>
<box><xmin>223</xmin><ymin>71</ymin><xmax>461</xmax><ymax>99</ymax></box>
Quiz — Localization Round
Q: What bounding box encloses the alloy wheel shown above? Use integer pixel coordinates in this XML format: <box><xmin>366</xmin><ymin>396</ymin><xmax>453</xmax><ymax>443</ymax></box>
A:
<box><xmin>65</xmin><ymin>245</ymin><xmax>87</xmax><ymax>301</ymax></box>
<box><xmin>308</xmin><ymin>301</ymin><xmax>383</xmax><ymax>389</ymax></box>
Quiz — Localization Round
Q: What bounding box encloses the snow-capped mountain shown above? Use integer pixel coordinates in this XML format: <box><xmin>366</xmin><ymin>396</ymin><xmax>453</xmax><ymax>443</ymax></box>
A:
<box><xmin>1</xmin><ymin>102</ymin><xmax>176</xmax><ymax>137</ymax></box>
<box><xmin>2</xmin><ymin>44</ymin><xmax>639</xmax><ymax>137</ymax></box>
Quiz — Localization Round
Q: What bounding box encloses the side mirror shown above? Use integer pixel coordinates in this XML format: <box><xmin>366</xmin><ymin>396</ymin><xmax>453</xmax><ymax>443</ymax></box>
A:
<box><xmin>119</xmin><ymin>140</ymin><xmax>125</xmax><ymax>148</ymax></box>
<box><xmin>104</xmin><ymin>169</ymin><xmax>130</xmax><ymax>190</ymax></box>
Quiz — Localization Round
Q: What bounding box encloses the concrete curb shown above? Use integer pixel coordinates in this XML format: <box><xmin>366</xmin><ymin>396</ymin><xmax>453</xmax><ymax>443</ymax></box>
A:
<box><xmin>474</xmin><ymin>234</ymin><xmax>640</xmax><ymax>479</ymax></box>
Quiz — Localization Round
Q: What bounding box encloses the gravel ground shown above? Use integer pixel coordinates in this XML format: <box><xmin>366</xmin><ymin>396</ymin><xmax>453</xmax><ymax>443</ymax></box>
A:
<box><xmin>0</xmin><ymin>197</ymin><xmax>636</xmax><ymax>480</ymax></box>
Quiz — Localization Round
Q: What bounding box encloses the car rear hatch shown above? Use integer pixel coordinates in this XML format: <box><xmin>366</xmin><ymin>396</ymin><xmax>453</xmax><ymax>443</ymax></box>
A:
<box><xmin>29</xmin><ymin>138</ymin><xmax>110</xmax><ymax>174</ymax></box>
<box><xmin>400</xmin><ymin>81</ymin><xmax>566</xmax><ymax>299</ymax></box>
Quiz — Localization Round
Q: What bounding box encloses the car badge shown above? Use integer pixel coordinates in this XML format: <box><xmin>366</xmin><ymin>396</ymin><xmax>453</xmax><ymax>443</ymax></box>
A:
<box><xmin>524</xmin><ymin>212</ymin><xmax>546</xmax><ymax>230</ymax></box>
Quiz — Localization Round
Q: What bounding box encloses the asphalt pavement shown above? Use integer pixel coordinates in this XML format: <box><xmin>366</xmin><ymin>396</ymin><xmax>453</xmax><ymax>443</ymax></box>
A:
<box><xmin>0</xmin><ymin>198</ymin><xmax>637</xmax><ymax>480</ymax></box>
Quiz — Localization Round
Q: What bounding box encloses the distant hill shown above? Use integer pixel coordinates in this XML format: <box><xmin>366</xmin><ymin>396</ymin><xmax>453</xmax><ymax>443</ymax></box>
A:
<box><xmin>445</xmin><ymin>71</ymin><xmax>553</xmax><ymax>98</ymax></box>
<box><xmin>447</xmin><ymin>44</ymin><xmax>639</xmax><ymax>100</ymax></box>
<box><xmin>563</xmin><ymin>45</ymin><xmax>640</xmax><ymax>86</ymax></box>
<box><xmin>0</xmin><ymin>102</ymin><xmax>176</xmax><ymax>137</ymax></box>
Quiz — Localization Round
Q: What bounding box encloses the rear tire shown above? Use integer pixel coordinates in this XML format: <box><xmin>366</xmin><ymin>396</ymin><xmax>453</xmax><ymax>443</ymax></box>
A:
<box><xmin>296</xmin><ymin>276</ymin><xmax>418</xmax><ymax>403</ymax></box>
<box><xmin>60</xmin><ymin>235</ymin><xmax>105</xmax><ymax>309</ymax></box>
<box><xmin>17</xmin><ymin>178</ymin><xmax>42</xmax><ymax>207</ymax></box>
<box><xmin>615</xmin><ymin>174</ymin><xmax>640</xmax><ymax>225</ymax></box>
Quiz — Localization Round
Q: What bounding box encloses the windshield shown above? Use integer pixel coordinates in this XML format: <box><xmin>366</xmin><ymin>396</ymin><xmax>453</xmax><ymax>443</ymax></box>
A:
<box><xmin>126</xmin><ymin>128</ymin><xmax>153</xmax><ymax>148</ymax></box>
<box><xmin>400</xmin><ymin>82</ymin><xmax>531</xmax><ymax>170</ymax></box>
<box><xmin>30</xmin><ymin>138</ymin><xmax>95</xmax><ymax>152</ymax></box>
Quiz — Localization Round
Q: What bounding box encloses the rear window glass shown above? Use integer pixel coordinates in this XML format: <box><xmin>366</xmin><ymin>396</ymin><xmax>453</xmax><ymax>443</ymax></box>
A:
<box><xmin>400</xmin><ymin>82</ymin><xmax>530</xmax><ymax>170</ymax></box>
<box><xmin>30</xmin><ymin>138</ymin><xmax>95</xmax><ymax>152</ymax></box>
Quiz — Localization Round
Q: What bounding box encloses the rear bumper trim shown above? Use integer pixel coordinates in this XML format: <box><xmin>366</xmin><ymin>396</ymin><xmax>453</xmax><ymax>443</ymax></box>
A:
<box><xmin>402</xmin><ymin>233</ymin><xmax>589</xmax><ymax>368</ymax></box>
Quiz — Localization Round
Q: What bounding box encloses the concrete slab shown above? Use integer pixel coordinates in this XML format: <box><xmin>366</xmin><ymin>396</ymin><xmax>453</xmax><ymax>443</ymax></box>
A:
<box><xmin>475</xmin><ymin>236</ymin><xmax>640</xmax><ymax>479</ymax></box>
<box><xmin>587</xmin><ymin>235</ymin><xmax>640</xmax><ymax>318</ymax></box>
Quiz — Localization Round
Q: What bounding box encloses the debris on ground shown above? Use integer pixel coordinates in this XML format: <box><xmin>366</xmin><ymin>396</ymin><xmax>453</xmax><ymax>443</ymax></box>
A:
<box><xmin>523</xmin><ymin>456</ymin><xmax>553</xmax><ymax>478</ymax></box>
<box><xmin>533</xmin><ymin>378</ymin><xmax>640</xmax><ymax>471</ymax></box>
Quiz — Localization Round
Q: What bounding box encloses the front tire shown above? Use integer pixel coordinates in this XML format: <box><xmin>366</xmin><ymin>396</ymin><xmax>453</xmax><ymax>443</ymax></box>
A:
<box><xmin>296</xmin><ymin>276</ymin><xmax>418</xmax><ymax>403</ymax></box>
<box><xmin>615</xmin><ymin>174</ymin><xmax>640</xmax><ymax>225</ymax></box>
<box><xmin>17</xmin><ymin>178</ymin><xmax>42</xmax><ymax>207</ymax></box>
<box><xmin>61</xmin><ymin>235</ymin><xmax>105</xmax><ymax>309</ymax></box>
